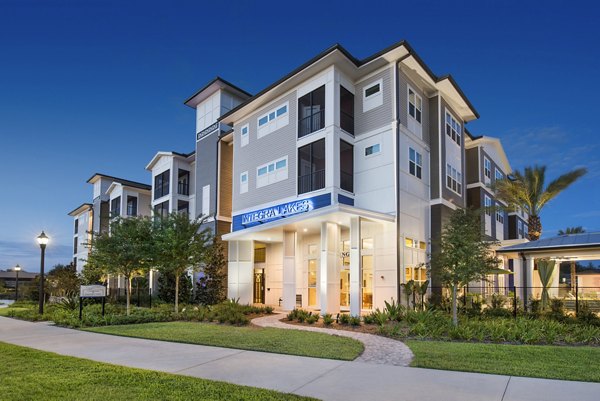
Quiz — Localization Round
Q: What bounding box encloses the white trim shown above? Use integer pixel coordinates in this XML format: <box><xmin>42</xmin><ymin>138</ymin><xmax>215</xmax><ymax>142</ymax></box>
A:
<box><xmin>429</xmin><ymin>198</ymin><xmax>458</xmax><ymax>210</ymax></box>
<box><xmin>240</xmin><ymin>123</ymin><xmax>249</xmax><ymax>147</ymax></box>
<box><xmin>240</xmin><ymin>171</ymin><xmax>248</xmax><ymax>194</ymax></box>
<box><xmin>364</xmin><ymin>143</ymin><xmax>381</xmax><ymax>157</ymax></box>
<box><xmin>256</xmin><ymin>156</ymin><xmax>288</xmax><ymax>188</ymax></box>
<box><xmin>257</xmin><ymin>101</ymin><xmax>289</xmax><ymax>139</ymax></box>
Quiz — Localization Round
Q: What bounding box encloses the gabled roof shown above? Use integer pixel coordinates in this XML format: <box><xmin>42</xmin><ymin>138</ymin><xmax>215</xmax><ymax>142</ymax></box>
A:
<box><xmin>145</xmin><ymin>151</ymin><xmax>195</xmax><ymax>171</ymax></box>
<box><xmin>218</xmin><ymin>40</ymin><xmax>479</xmax><ymax>125</ymax></box>
<box><xmin>184</xmin><ymin>77</ymin><xmax>252</xmax><ymax>109</ymax></box>
<box><xmin>497</xmin><ymin>233</ymin><xmax>600</xmax><ymax>253</ymax></box>
<box><xmin>105</xmin><ymin>181</ymin><xmax>151</xmax><ymax>196</ymax></box>
<box><xmin>86</xmin><ymin>173</ymin><xmax>150</xmax><ymax>190</ymax></box>
<box><xmin>465</xmin><ymin>135</ymin><xmax>512</xmax><ymax>174</ymax></box>
<box><xmin>68</xmin><ymin>203</ymin><xmax>93</xmax><ymax>217</ymax></box>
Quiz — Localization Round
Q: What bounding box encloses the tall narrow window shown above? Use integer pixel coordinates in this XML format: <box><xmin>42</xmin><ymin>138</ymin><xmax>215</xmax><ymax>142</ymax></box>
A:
<box><xmin>340</xmin><ymin>86</ymin><xmax>354</xmax><ymax>135</ymax></box>
<box><xmin>240</xmin><ymin>124</ymin><xmax>249</xmax><ymax>147</ymax></box>
<box><xmin>340</xmin><ymin>140</ymin><xmax>354</xmax><ymax>192</ymax></box>
<box><xmin>409</xmin><ymin>147</ymin><xmax>422</xmax><ymax>179</ymax></box>
<box><xmin>495</xmin><ymin>168</ymin><xmax>504</xmax><ymax>181</ymax></box>
<box><xmin>74</xmin><ymin>219</ymin><xmax>79</xmax><ymax>234</ymax></box>
<box><xmin>153</xmin><ymin>201</ymin><xmax>169</xmax><ymax>219</ymax></box>
<box><xmin>126</xmin><ymin>196</ymin><xmax>138</xmax><ymax>216</ymax></box>
<box><xmin>298</xmin><ymin>139</ymin><xmax>326</xmax><ymax>194</ymax></box>
<box><xmin>298</xmin><ymin>85</ymin><xmax>325</xmax><ymax>138</ymax></box>
<box><xmin>445</xmin><ymin>111</ymin><xmax>462</xmax><ymax>145</ymax></box>
<box><xmin>484</xmin><ymin>158</ymin><xmax>491</xmax><ymax>180</ymax></box>
<box><xmin>110</xmin><ymin>196</ymin><xmax>121</xmax><ymax>218</ymax></box>
<box><xmin>408</xmin><ymin>88</ymin><xmax>422</xmax><ymax>123</ymax></box>
<box><xmin>240</xmin><ymin>171</ymin><xmax>248</xmax><ymax>194</ymax></box>
<box><xmin>484</xmin><ymin>195</ymin><xmax>492</xmax><ymax>216</ymax></box>
<box><xmin>178</xmin><ymin>169</ymin><xmax>190</xmax><ymax>195</ymax></box>
<box><xmin>154</xmin><ymin>170</ymin><xmax>170</xmax><ymax>199</ymax></box>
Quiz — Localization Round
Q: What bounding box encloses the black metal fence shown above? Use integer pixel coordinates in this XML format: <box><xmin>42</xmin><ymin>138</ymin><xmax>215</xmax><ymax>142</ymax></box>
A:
<box><xmin>398</xmin><ymin>284</ymin><xmax>600</xmax><ymax>317</ymax></box>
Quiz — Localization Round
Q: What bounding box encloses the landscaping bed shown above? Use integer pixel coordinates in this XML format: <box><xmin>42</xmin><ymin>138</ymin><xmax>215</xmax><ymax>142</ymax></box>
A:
<box><xmin>85</xmin><ymin>321</ymin><xmax>364</xmax><ymax>360</ymax></box>
<box><xmin>0</xmin><ymin>341</ymin><xmax>315</xmax><ymax>400</ymax></box>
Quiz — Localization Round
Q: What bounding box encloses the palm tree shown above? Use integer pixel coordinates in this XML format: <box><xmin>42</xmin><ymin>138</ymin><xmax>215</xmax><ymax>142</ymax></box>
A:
<box><xmin>494</xmin><ymin>165</ymin><xmax>587</xmax><ymax>241</ymax></box>
<box><xmin>558</xmin><ymin>226</ymin><xmax>585</xmax><ymax>235</ymax></box>
<box><xmin>557</xmin><ymin>227</ymin><xmax>585</xmax><ymax>293</ymax></box>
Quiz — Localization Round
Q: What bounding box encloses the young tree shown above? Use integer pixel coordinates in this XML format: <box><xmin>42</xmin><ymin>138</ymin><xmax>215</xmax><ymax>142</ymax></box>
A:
<box><xmin>494</xmin><ymin>165</ymin><xmax>586</xmax><ymax>240</ymax></box>
<box><xmin>153</xmin><ymin>212</ymin><xmax>211</xmax><ymax>312</ymax></box>
<box><xmin>157</xmin><ymin>271</ymin><xmax>192</xmax><ymax>304</ymax></box>
<box><xmin>431</xmin><ymin>208</ymin><xmax>500</xmax><ymax>326</ymax></box>
<box><xmin>47</xmin><ymin>264</ymin><xmax>81</xmax><ymax>297</ymax></box>
<box><xmin>87</xmin><ymin>217</ymin><xmax>154</xmax><ymax>315</ymax></box>
<box><xmin>195</xmin><ymin>238</ymin><xmax>227</xmax><ymax>305</ymax></box>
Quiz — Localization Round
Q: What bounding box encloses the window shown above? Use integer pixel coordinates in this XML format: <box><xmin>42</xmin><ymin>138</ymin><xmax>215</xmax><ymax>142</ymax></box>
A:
<box><xmin>445</xmin><ymin>111</ymin><xmax>461</xmax><ymax>145</ymax></box>
<box><xmin>496</xmin><ymin>210</ymin><xmax>504</xmax><ymax>224</ymax></box>
<box><xmin>126</xmin><ymin>196</ymin><xmax>137</xmax><ymax>216</ymax></box>
<box><xmin>240</xmin><ymin>171</ymin><xmax>248</xmax><ymax>194</ymax></box>
<box><xmin>240</xmin><ymin>124</ymin><xmax>249</xmax><ymax>147</ymax></box>
<box><xmin>154</xmin><ymin>170</ymin><xmax>170</xmax><ymax>199</ymax></box>
<box><xmin>365</xmin><ymin>143</ymin><xmax>381</xmax><ymax>156</ymax></box>
<box><xmin>484</xmin><ymin>158</ymin><xmax>491</xmax><ymax>180</ymax></box>
<box><xmin>177</xmin><ymin>200</ymin><xmax>189</xmax><ymax>215</ymax></box>
<box><xmin>74</xmin><ymin>219</ymin><xmax>78</xmax><ymax>235</ymax></box>
<box><xmin>446</xmin><ymin>164</ymin><xmax>462</xmax><ymax>194</ymax></box>
<box><xmin>409</xmin><ymin>147</ymin><xmax>422</xmax><ymax>179</ymax></box>
<box><xmin>178</xmin><ymin>169</ymin><xmax>190</xmax><ymax>196</ymax></box>
<box><xmin>495</xmin><ymin>168</ymin><xmax>504</xmax><ymax>181</ymax></box>
<box><xmin>408</xmin><ymin>88</ymin><xmax>422</xmax><ymax>123</ymax></box>
<box><xmin>298</xmin><ymin>85</ymin><xmax>325</xmax><ymax>138</ymax></box>
<box><xmin>405</xmin><ymin>266</ymin><xmax>427</xmax><ymax>283</ymax></box>
<box><xmin>153</xmin><ymin>200</ymin><xmax>169</xmax><ymax>218</ymax></box>
<box><xmin>340</xmin><ymin>140</ymin><xmax>354</xmax><ymax>192</ymax></box>
<box><xmin>404</xmin><ymin>237</ymin><xmax>426</xmax><ymax>250</ymax></box>
<box><xmin>298</xmin><ymin>139</ymin><xmax>325</xmax><ymax>194</ymax></box>
<box><xmin>484</xmin><ymin>195</ymin><xmax>492</xmax><ymax>216</ymax></box>
<box><xmin>340</xmin><ymin>86</ymin><xmax>354</xmax><ymax>135</ymax></box>
<box><xmin>257</xmin><ymin>157</ymin><xmax>288</xmax><ymax>188</ymax></box>
<box><xmin>110</xmin><ymin>196</ymin><xmax>121</xmax><ymax>218</ymax></box>
<box><xmin>202</xmin><ymin>185</ymin><xmax>210</xmax><ymax>217</ymax></box>
<box><xmin>518</xmin><ymin>220</ymin><xmax>523</xmax><ymax>237</ymax></box>
<box><xmin>523</xmin><ymin>224</ymin><xmax>528</xmax><ymax>238</ymax></box>
<box><xmin>257</xmin><ymin>102</ymin><xmax>289</xmax><ymax>138</ymax></box>
<box><xmin>363</xmin><ymin>79</ymin><xmax>383</xmax><ymax>112</ymax></box>
<box><xmin>308</xmin><ymin>259</ymin><xmax>317</xmax><ymax>306</ymax></box>
<box><xmin>73</xmin><ymin>237</ymin><xmax>78</xmax><ymax>254</ymax></box>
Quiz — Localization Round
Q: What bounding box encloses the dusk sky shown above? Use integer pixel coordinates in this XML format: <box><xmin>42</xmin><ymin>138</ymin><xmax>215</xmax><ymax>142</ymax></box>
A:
<box><xmin>1</xmin><ymin>0</ymin><xmax>599</xmax><ymax>271</ymax></box>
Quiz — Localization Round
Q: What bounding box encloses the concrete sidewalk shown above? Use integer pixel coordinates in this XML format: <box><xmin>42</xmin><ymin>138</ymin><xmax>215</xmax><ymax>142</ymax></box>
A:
<box><xmin>0</xmin><ymin>316</ymin><xmax>598</xmax><ymax>401</ymax></box>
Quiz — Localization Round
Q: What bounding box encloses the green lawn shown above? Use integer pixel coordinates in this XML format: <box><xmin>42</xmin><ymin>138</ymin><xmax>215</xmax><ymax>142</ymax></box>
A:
<box><xmin>0</xmin><ymin>342</ymin><xmax>315</xmax><ymax>401</ymax></box>
<box><xmin>86</xmin><ymin>321</ymin><xmax>364</xmax><ymax>360</ymax></box>
<box><xmin>407</xmin><ymin>340</ymin><xmax>600</xmax><ymax>382</ymax></box>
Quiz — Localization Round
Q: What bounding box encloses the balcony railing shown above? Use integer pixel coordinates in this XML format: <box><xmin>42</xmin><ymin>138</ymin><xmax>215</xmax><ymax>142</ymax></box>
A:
<box><xmin>340</xmin><ymin>111</ymin><xmax>354</xmax><ymax>135</ymax></box>
<box><xmin>340</xmin><ymin>171</ymin><xmax>353</xmax><ymax>193</ymax></box>
<box><xmin>298</xmin><ymin>169</ymin><xmax>325</xmax><ymax>194</ymax></box>
<box><xmin>298</xmin><ymin>109</ymin><xmax>325</xmax><ymax>138</ymax></box>
<box><xmin>178</xmin><ymin>182</ymin><xmax>189</xmax><ymax>196</ymax></box>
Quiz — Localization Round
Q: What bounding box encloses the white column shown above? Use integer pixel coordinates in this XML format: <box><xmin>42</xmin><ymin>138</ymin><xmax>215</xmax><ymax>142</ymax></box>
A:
<box><xmin>320</xmin><ymin>222</ymin><xmax>339</xmax><ymax>315</ymax></box>
<box><xmin>549</xmin><ymin>259</ymin><xmax>561</xmax><ymax>298</ymax></box>
<box><xmin>282</xmin><ymin>231</ymin><xmax>297</xmax><ymax>311</ymax></box>
<box><xmin>525</xmin><ymin>256</ymin><xmax>535</xmax><ymax>301</ymax></box>
<box><xmin>350</xmin><ymin>216</ymin><xmax>361</xmax><ymax>316</ymax></box>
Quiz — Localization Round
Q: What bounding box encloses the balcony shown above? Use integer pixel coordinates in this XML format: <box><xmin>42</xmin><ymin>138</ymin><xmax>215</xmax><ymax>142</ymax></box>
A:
<box><xmin>298</xmin><ymin>169</ymin><xmax>325</xmax><ymax>195</ymax></box>
<box><xmin>178</xmin><ymin>182</ymin><xmax>189</xmax><ymax>196</ymax></box>
<box><xmin>298</xmin><ymin>109</ymin><xmax>325</xmax><ymax>138</ymax></box>
<box><xmin>340</xmin><ymin>171</ymin><xmax>353</xmax><ymax>193</ymax></box>
<box><xmin>340</xmin><ymin>111</ymin><xmax>354</xmax><ymax>135</ymax></box>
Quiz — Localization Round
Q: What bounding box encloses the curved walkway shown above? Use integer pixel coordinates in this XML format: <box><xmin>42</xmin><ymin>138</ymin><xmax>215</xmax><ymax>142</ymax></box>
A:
<box><xmin>252</xmin><ymin>313</ymin><xmax>414</xmax><ymax>366</ymax></box>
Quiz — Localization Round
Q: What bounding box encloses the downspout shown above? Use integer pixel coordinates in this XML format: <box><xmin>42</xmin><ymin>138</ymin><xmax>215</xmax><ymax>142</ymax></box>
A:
<box><xmin>395</xmin><ymin>58</ymin><xmax>403</xmax><ymax>303</ymax></box>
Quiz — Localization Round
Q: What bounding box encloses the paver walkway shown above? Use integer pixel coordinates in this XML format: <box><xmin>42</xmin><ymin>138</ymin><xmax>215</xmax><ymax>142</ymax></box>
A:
<box><xmin>252</xmin><ymin>313</ymin><xmax>414</xmax><ymax>366</ymax></box>
<box><xmin>1</xmin><ymin>316</ymin><xmax>599</xmax><ymax>401</ymax></box>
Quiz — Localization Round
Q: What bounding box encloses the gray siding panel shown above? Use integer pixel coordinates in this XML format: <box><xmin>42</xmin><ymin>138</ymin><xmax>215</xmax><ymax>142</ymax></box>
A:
<box><xmin>439</xmin><ymin>98</ymin><xmax>465</xmax><ymax>207</ymax></box>
<box><xmin>355</xmin><ymin>68</ymin><xmax>394</xmax><ymax>135</ymax></box>
<box><xmin>465</xmin><ymin>148</ymin><xmax>479</xmax><ymax>184</ymax></box>
<box><xmin>428</xmin><ymin>96</ymin><xmax>440</xmax><ymax>199</ymax></box>
<box><xmin>195</xmin><ymin>130</ymin><xmax>219</xmax><ymax>224</ymax></box>
<box><xmin>232</xmin><ymin>91</ymin><xmax>298</xmax><ymax>212</ymax></box>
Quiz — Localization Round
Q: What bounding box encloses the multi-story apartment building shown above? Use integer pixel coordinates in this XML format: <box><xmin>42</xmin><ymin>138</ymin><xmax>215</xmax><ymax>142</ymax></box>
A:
<box><xmin>68</xmin><ymin>173</ymin><xmax>151</xmax><ymax>273</ymax></box>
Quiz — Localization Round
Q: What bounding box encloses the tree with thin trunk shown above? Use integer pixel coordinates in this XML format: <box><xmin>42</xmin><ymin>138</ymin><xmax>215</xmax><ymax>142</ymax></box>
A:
<box><xmin>431</xmin><ymin>208</ymin><xmax>500</xmax><ymax>326</ymax></box>
<box><xmin>493</xmin><ymin>165</ymin><xmax>587</xmax><ymax>241</ymax></box>
<box><xmin>153</xmin><ymin>212</ymin><xmax>211</xmax><ymax>312</ymax></box>
<box><xmin>558</xmin><ymin>227</ymin><xmax>585</xmax><ymax>292</ymax></box>
<box><xmin>86</xmin><ymin>217</ymin><xmax>154</xmax><ymax>315</ymax></box>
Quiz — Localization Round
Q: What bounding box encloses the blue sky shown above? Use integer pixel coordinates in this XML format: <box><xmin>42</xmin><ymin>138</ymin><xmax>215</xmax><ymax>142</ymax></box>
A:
<box><xmin>1</xmin><ymin>0</ymin><xmax>599</xmax><ymax>271</ymax></box>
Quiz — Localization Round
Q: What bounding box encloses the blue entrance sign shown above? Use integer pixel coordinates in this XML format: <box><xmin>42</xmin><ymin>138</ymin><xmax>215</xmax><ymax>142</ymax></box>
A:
<box><xmin>233</xmin><ymin>193</ymin><xmax>331</xmax><ymax>231</ymax></box>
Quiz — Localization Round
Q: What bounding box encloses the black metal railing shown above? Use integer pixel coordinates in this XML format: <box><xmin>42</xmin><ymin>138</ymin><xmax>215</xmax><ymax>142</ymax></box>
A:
<box><xmin>340</xmin><ymin>111</ymin><xmax>354</xmax><ymax>135</ymax></box>
<box><xmin>178</xmin><ymin>182</ymin><xmax>189</xmax><ymax>196</ymax></box>
<box><xmin>340</xmin><ymin>171</ymin><xmax>353</xmax><ymax>193</ymax></box>
<box><xmin>298</xmin><ymin>169</ymin><xmax>325</xmax><ymax>194</ymax></box>
<box><xmin>154</xmin><ymin>185</ymin><xmax>169</xmax><ymax>200</ymax></box>
<box><xmin>298</xmin><ymin>109</ymin><xmax>325</xmax><ymax>138</ymax></box>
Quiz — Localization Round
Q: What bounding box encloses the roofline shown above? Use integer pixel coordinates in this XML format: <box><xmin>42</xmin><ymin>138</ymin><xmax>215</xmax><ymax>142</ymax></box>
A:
<box><xmin>145</xmin><ymin>150</ymin><xmax>195</xmax><ymax>171</ymax></box>
<box><xmin>218</xmin><ymin>40</ymin><xmax>479</xmax><ymax>123</ymax></box>
<box><xmin>86</xmin><ymin>173</ymin><xmax>151</xmax><ymax>190</ymax></box>
<box><xmin>496</xmin><ymin>243</ymin><xmax>600</xmax><ymax>254</ymax></box>
<box><xmin>67</xmin><ymin>203</ymin><xmax>93</xmax><ymax>216</ymax></box>
<box><xmin>105</xmin><ymin>181</ymin><xmax>151</xmax><ymax>196</ymax></box>
<box><xmin>183</xmin><ymin>76</ymin><xmax>252</xmax><ymax>108</ymax></box>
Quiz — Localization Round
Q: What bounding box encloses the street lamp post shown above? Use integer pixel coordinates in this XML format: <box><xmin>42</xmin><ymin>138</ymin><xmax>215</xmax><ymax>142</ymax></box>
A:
<box><xmin>37</xmin><ymin>231</ymin><xmax>49</xmax><ymax>314</ymax></box>
<box><xmin>13</xmin><ymin>264</ymin><xmax>21</xmax><ymax>301</ymax></box>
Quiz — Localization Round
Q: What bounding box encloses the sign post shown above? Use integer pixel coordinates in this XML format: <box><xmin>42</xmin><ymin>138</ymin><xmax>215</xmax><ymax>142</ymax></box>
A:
<box><xmin>79</xmin><ymin>285</ymin><xmax>107</xmax><ymax>320</ymax></box>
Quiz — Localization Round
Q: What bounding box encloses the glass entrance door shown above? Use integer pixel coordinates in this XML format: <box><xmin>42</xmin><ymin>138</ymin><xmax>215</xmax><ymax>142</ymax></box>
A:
<box><xmin>253</xmin><ymin>269</ymin><xmax>265</xmax><ymax>304</ymax></box>
<box><xmin>308</xmin><ymin>259</ymin><xmax>317</xmax><ymax>306</ymax></box>
<box><xmin>340</xmin><ymin>240</ymin><xmax>350</xmax><ymax>308</ymax></box>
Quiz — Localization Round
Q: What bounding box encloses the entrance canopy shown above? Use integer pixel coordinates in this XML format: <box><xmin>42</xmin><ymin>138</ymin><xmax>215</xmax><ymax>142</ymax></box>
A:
<box><xmin>496</xmin><ymin>232</ymin><xmax>600</xmax><ymax>261</ymax></box>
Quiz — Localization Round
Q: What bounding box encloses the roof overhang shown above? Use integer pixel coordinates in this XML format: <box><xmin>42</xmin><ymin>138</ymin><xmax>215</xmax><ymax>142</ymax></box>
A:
<box><xmin>106</xmin><ymin>181</ymin><xmax>150</xmax><ymax>196</ymax></box>
<box><xmin>86</xmin><ymin>173</ymin><xmax>150</xmax><ymax>190</ymax></box>
<box><xmin>68</xmin><ymin>203</ymin><xmax>93</xmax><ymax>217</ymax></box>
<box><xmin>184</xmin><ymin>77</ymin><xmax>252</xmax><ymax>109</ymax></box>
<box><xmin>465</xmin><ymin>135</ymin><xmax>513</xmax><ymax>173</ymax></box>
<box><xmin>145</xmin><ymin>151</ymin><xmax>195</xmax><ymax>171</ymax></box>
<box><xmin>219</xmin><ymin>40</ymin><xmax>478</xmax><ymax>126</ymax></box>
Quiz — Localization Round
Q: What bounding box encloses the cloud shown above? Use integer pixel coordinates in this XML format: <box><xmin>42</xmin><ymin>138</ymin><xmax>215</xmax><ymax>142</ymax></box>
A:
<box><xmin>0</xmin><ymin>240</ymin><xmax>72</xmax><ymax>272</ymax></box>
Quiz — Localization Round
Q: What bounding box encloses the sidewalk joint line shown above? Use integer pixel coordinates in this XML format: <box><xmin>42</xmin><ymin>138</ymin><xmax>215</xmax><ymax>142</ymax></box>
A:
<box><xmin>501</xmin><ymin>376</ymin><xmax>512</xmax><ymax>401</ymax></box>
<box><xmin>173</xmin><ymin>350</ymin><xmax>246</xmax><ymax>373</ymax></box>
<box><xmin>289</xmin><ymin>361</ymin><xmax>347</xmax><ymax>394</ymax></box>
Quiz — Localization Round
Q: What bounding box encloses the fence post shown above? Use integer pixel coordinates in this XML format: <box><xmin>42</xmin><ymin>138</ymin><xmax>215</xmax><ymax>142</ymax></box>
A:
<box><xmin>575</xmin><ymin>281</ymin><xmax>579</xmax><ymax>317</ymax></box>
<box><xmin>513</xmin><ymin>286</ymin><xmax>517</xmax><ymax>318</ymax></box>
